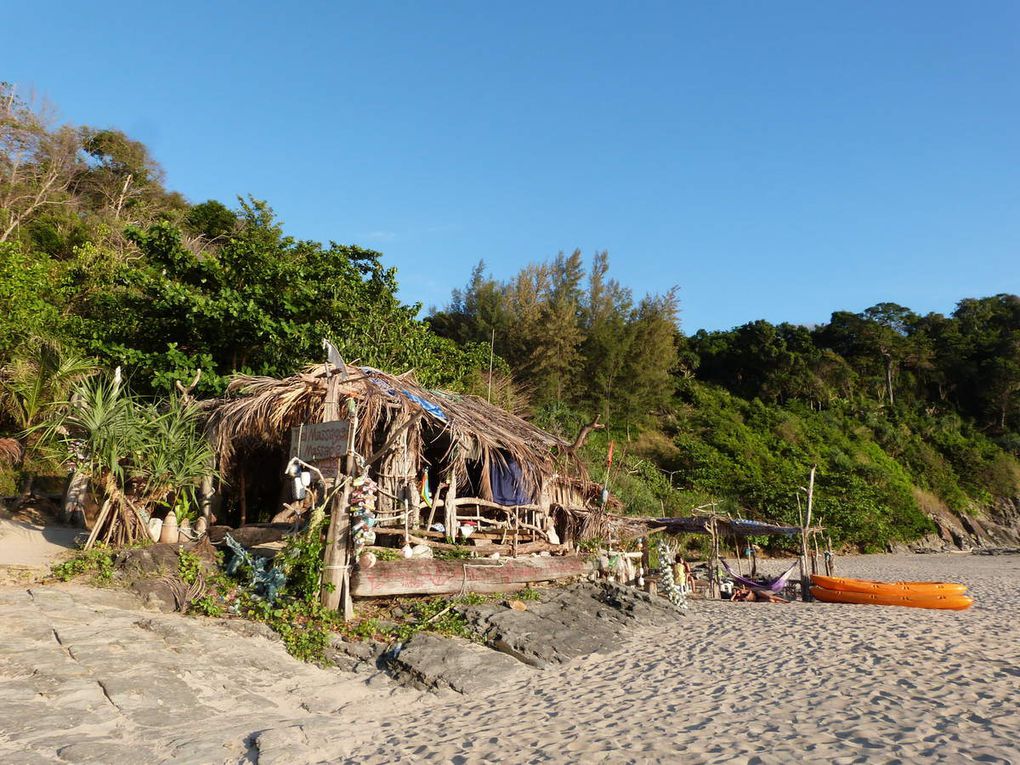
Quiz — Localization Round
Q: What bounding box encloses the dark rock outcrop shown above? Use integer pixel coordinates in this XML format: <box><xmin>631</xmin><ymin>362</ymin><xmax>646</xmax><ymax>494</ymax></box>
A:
<box><xmin>385</xmin><ymin>582</ymin><xmax>683</xmax><ymax>693</ymax></box>
<box><xmin>387</xmin><ymin>633</ymin><xmax>530</xmax><ymax>693</ymax></box>
<box><xmin>915</xmin><ymin>498</ymin><xmax>1020</xmax><ymax>552</ymax></box>
<box><xmin>457</xmin><ymin>581</ymin><xmax>682</xmax><ymax>668</ymax></box>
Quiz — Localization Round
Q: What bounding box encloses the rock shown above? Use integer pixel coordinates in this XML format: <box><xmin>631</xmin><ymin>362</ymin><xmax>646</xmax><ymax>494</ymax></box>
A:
<box><xmin>330</xmin><ymin>636</ymin><xmax>384</xmax><ymax>662</ymax></box>
<box><xmin>971</xmin><ymin>547</ymin><xmax>1020</xmax><ymax>556</ymax></box>
<box><xmin>216</xmin><ymin>618</ymin><xmax>282</xmax><ymax>642</ymax></box>
<box><xmin>387</xmin><ymin>633</ymin><xmax>530</xmax><ymax>694</ymax></box>
<box><xmin>0</xmin><ymin>584</ymin><xmax>411</xmax><ymax>764</ymax></box>
<box><xmin>457</xmin><ymin>581</ymin><xmax>683</xmax><ymax>669</ymax></box>
<box><xmin>114</xmin><ymin>540</ymin><xmax>218</xmax><ymax>578</ymax></box>
<box><xmin>112</xmin><ymin>540</ymin><xmax>220</xmax><ymax>612</ymax></box>
<box><xmin>921</xmin><ymin>497</ymin><xmax>1020</xmax><ymax>552</ymax></box>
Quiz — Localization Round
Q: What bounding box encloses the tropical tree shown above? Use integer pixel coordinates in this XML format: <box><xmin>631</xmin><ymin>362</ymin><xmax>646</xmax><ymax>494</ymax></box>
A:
<box><xmin>0</xmin><ymin>342</ymin><xmax>95</xmax><ymax>506</ymax></box>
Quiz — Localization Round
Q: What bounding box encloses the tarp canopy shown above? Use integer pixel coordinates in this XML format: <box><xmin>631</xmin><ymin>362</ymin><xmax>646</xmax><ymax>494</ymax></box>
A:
<box><xmin>651</xmin><ymin>516</ymin><xmax>807</xmax><ymax>538</ymax></box>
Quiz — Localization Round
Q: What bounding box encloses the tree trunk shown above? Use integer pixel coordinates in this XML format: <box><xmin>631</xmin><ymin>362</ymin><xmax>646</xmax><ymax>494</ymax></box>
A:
<box><xmin>61</xmin><ymin>470</ymin><xmax>90</xmax><ymax>526</ymax></box>
<box><xmin>884</xmin><ymin>356</ymin><xmax>895</xmax><ymax>406</ymax></box>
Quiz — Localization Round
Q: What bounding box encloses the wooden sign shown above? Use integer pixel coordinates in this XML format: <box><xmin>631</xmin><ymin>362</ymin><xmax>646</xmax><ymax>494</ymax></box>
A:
<box><xmin>289</xmin><ymin>421</ymin><xmax>350</xmax><ymax>477</ymax></box>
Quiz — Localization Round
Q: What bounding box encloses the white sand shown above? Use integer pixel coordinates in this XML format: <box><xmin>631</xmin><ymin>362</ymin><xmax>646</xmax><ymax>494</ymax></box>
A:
<box><xmin>346</xmin><ymin>553</ymin><xmax>1020</xmax><ymax>764</ymax></box>
<box><xmin>0</xmin><ymin>517</ymin><xmax>83</xmax><ymax>582</ymax></box>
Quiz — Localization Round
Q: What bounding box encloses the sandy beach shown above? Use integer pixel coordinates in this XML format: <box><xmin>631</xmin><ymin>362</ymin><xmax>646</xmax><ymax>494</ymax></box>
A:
<box><xmin>1</xmin><ymin>552</ymin><xmax>1018</xmax><ymax>764</ymax></box>
<box><xmin>351</xmin><ymin>553</ymin><xmax>1020</xmax><ymax>764</ymax></box>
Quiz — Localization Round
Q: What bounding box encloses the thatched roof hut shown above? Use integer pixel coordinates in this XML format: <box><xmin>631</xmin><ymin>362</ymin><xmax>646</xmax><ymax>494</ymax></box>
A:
<box><xmin>204</xmin><ymin>365</ymin><xmax>604</xmax><ymax>550</ymax></box>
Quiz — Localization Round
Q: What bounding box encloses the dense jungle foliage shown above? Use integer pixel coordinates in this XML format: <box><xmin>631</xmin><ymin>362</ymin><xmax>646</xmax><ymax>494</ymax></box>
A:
<box><xmin>2</xmin><ymin>83</ymin><xmax>1018</xmax><ymax>550</ymax></box>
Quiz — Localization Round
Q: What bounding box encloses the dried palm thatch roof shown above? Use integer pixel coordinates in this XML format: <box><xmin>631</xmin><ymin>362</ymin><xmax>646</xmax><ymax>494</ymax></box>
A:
<box><xmin>204</xmin><ymin>365</ymin><xmax>590</xmax><ymax>499</ymax></box>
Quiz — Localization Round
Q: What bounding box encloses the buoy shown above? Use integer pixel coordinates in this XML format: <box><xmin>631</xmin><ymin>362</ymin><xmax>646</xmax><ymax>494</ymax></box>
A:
<box><xmin>159</xmin><ymin>513</ymin><xmax>179</xmax><ymax>544</ymax></box>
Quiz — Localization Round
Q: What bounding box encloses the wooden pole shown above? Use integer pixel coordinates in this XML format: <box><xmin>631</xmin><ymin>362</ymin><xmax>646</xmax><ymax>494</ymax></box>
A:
<box><xmin>320</xmin><ymin>379</ymin><xmax>356</xmax><ymax>620</ymax></box>
<box><xmin>238</xmin><ymin>473</ymin><xmax>247</xmax><ymax>527</ymax></box>
<box><xmin>512</xmin><ymin>507</ymin><xmax>519</xmax><ymax>558</ymax></box>
<box><xmin>487</xmin><ymin>328</ymin><xmax>495</xmax><ymax>403</ymax></box>
<box><xmin>714</xmin><ymin>518</ymin><xmax>722</xmax><ymax>603</ymax></box>
<box><xmin>640</xmin><ymin>536</ymin><xmax>650</xmax><ymax>591</ymax></box>
<box><xmin>444</xmin><ymin>470</ymin><xmax>458</xmax><ymax>542</ymax></box>
<box><xmin>800</xmin><ymin>466</ymin><xmax>816</xmax><ymax>602</ymax></box>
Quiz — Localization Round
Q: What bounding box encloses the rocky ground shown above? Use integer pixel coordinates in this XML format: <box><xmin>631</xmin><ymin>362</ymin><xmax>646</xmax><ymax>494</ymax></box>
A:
<box><xmin>0</xmin><ymin>580</ymin><xmax>684</xmax><ymax>764</ymax></box>
<box><xmin>1</xmin><ymin>554</ymin><xmax>1018</xmax><ymax>764</ymax></box>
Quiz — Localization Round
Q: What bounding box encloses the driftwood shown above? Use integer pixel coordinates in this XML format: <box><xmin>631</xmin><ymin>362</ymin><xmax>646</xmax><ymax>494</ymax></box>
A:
<box><xmin>569</xmin><ymin>414</ymin><xmax>604</xmax><ymax>453</ymax></box>
<box><xmin>351</xmin><ymin>555</ymin><xmax>591</xmax><ymax>597</ymax></box>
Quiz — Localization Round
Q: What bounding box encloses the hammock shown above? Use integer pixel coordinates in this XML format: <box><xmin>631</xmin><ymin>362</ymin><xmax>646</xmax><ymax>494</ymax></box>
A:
<box><xmin>719</xmin><ymin>558</ymin><xmax>799</xmax><ymax>593</ymax></box>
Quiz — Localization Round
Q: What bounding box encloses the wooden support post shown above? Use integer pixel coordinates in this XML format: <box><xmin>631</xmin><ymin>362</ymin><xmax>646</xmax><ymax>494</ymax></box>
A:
<box><xmin>714</xmin><ymin>518</ymin><xmax>722</xmax><ymax>603</ymax></box>
<box><xmin>238</xmin><ymin>473</ymin><xmax>247</xmax><ymax>527</ymax></box>
<box><xmin>444</xmin><ymin>470</ymin><xmax>458</xmax><ymax>542</ymax></box>
<box><xmin>402</xmin><ymin>486</ymin><xmax>411</xmax><ymax>547</ymax></box>
<box><xmin>511</xmin><ymin>507</ymin><xmax>519</xmax><ymax>558</ymax></box>
<box><xmin>321</xmin><ymin>380</ymin><xmax>356</xmax><ymax>620</ymax></box>
<box><xmin>639</xmin><ymin>536</ymin><xmax>650</xmax><ymax>590</ymax></box>
<box><xmin>799</xmin><ymin>466</ymin><xmax>816</xmax><ymax>602</ymax></box>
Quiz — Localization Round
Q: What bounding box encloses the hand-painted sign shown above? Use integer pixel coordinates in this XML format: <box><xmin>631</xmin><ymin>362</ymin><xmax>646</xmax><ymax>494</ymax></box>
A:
<box><xmin>289</xmin><ymin>421</ymin><xmax>350</xmax><ymax>477</ymax></box>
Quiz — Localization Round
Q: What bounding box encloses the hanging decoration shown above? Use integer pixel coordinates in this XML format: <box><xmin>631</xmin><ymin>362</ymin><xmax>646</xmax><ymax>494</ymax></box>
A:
<box><xmin>350</xmin><ymin>473</ymin><xmax>378</xmax><ymax>561</ymax></box>
<box><xmin>657</xmin><ymin>541</ymin><xmax>689</xmax><ymax>610</ymax></box>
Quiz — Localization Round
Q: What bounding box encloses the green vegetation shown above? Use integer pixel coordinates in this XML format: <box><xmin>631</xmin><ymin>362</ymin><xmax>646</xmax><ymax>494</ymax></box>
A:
<box><xmin>2</xmin><ymin>82</ymin><xmax>1018</xmax><ymax>552</ymax></box>
<box><xmin>431</xmin><ymin>258</ymin><xmax>1020</xmax><ymax>551</ymax></box>
<box><xmin>51</xmin><ymin>545</ymin><xmax>115</xmax><ymax>584</ymax></box>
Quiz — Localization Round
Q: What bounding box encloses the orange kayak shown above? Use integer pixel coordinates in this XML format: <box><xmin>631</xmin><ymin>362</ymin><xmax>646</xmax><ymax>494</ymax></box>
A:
<box><xmin>810</xmin><ymin>586</ymin><xmax>973</xmax><ymax>610</ymax></box>
<box><xmin>811</xmin><ymin>575</ymin><xmax>967</xmax><ymax>597</ymax></box>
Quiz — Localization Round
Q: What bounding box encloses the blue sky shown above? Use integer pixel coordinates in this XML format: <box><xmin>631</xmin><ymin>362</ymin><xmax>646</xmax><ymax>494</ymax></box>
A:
<box><xmin>5</xmin><ymin>2</ymin><xmax>1019</xmax><ymax>332</ymax></box>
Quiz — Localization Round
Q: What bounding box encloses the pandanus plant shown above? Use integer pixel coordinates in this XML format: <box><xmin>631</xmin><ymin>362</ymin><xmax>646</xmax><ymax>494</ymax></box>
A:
<box><xmin>139</xmin><ymin>394</ymin><xmax>217</xmax><ymax>524</ymax></box>
<box><xmin>51</xmin><ymin>373</ymin><xmax>216</xmax><ymax>547</ymax></box>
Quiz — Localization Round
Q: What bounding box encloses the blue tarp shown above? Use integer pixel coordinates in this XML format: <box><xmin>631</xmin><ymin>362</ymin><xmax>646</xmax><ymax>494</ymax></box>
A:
<box><xmin>401</xmin><ymin>390</ymin><xmax>448</xmax><ymax>422</ymax></box>
<box><xmin>490</xmin><ymin>458</ymin><xmax>531</xmax><ymax>506</ymax></box>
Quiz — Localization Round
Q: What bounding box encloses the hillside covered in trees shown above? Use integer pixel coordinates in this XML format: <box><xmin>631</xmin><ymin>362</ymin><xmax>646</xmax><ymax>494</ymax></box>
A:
<box><xmin>2</xmin><ymin>83</ymin><xmax>1019</xmax><ymax>550</ymax></box>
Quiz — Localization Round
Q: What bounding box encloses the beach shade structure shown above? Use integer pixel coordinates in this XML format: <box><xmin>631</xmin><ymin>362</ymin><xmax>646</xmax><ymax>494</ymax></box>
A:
<box><xmin>719</xmin><ymin>557</ymin><xmax>799</xmax><ymax>593</ymax></box>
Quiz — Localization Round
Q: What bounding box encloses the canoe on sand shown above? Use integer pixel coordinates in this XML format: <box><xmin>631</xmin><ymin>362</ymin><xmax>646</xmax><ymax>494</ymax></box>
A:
<box><xmin>810</xmin><ymin>586</ymin><xmax>973</xmax><ymax>610</ymax></box>
<box><xmin>811</xmin><ymin>574</ymin><xmax>967</xmax><ymax>597</ymax></box>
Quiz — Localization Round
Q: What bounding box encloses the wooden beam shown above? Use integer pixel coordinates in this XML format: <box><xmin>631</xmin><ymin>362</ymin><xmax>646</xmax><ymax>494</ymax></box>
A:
<box><xmin>365</xmin><ymin>411</ymin><xmax>423</xmax><ymax>465</ymax></box>
<box><xmin>352</xmin><ymin>556</ymin><xmax>592</xmax><ymax>598</ymax></box>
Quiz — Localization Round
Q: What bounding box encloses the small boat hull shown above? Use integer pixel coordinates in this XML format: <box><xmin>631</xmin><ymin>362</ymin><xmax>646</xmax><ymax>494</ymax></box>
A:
<box><xmin>811</xmin><ymin>575</ymin><xmax>967</xmax><ymax>597</ymax></box>
<box><xmin>810</xmin><ymin>586</ymin><xmax>973</xmax><ymax>610</ymax></box>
